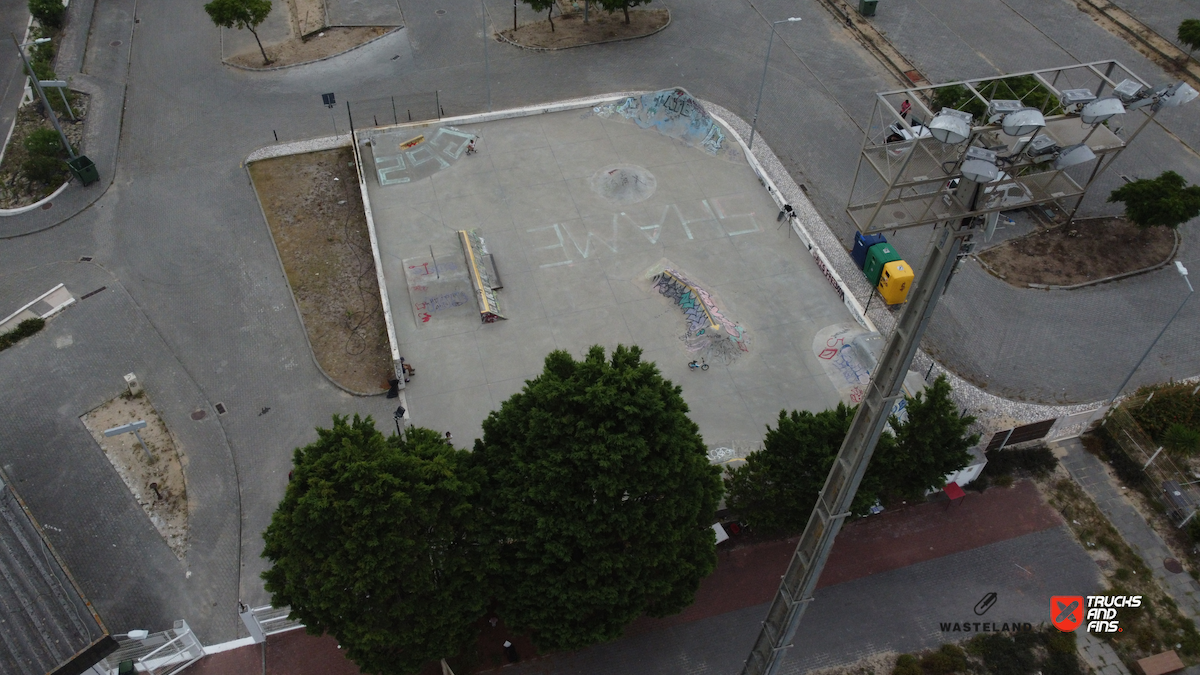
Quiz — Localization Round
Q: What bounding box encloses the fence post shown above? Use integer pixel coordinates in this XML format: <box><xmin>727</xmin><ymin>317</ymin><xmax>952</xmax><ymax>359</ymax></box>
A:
<box><xmin>392</xmin><ymin>96</ymin><xmax>398</xmax><ymax>125</ymax></box>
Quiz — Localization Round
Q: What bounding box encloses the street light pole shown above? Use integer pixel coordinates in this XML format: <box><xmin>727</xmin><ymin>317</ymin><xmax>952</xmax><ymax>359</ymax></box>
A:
<box><xmin>11</xmin><ymin>33</ymin><xmax>75</xmax><ymax>160</ymax></box>
<box><xmin>1109</xmin><ymin>261</ymin><xmax>1194</xmax><ymax>404</ymax></box>
<box><xmin>748</xmin><ymin>17</ymin><xmax>801</xmax><ymax>151</ymax></box>
<box><xmin>482</xmin><ymin>0</ymin><xmax>492</xmax><ymax>112</ymax></box>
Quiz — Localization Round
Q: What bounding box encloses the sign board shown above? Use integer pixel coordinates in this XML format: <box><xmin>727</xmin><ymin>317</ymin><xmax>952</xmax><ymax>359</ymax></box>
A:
<box><xmin>321</xmin><ymin>92</ymin><xmax>336</xmax><ymax>108</ymax></box>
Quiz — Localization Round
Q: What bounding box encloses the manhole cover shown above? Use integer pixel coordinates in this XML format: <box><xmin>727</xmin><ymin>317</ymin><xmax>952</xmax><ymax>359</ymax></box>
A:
<box><xmin>892</xmin><ymin>210</ymin><xmax>906</xmax><ymax>219</ymax></box>
<box><xmin>435</xmin><ymin>9</ymin><xmax>446</xmax><ymax>15</ymax></box>
<box><xmin>41</xmin><ymin>202</ymin><xmax>52</xmax><ymax>210</ymax></box>
<box><xmin>1165</xmin><ymin>558</ymin><xmax>1184</xmax><ymax>574</ymax></box>
<box><xmin>590</xmin><ymin>165</ymin><xmax>656</xmax><ymax>205</ymax></box>
<box><xmin>215</xmin><ymin>402</ymin><xmax>227</xmax><ymax>415</ymax></box>
<box><xmin>110</xmin><ymin>40</ymin><xmax>122</xmax><ymax>46</ymax></box>
<box><xmin>191</xmin><ymin>410</ymin><xmax>206</xmax><ymax>420</ymax></box>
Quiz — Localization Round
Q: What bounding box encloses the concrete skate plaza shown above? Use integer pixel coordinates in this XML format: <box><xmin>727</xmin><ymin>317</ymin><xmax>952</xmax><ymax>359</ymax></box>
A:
<box><xmin>360</xmin><ymin>105</ymin><xmax>854</xmax><ymax>447</ymax></box>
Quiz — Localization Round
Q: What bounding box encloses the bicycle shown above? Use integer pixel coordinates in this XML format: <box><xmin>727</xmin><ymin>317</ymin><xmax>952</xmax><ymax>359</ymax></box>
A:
<box><xmin>688</xmin><ymin>359</ymin><xmax>709</xmax><ymax>371</ymax></box>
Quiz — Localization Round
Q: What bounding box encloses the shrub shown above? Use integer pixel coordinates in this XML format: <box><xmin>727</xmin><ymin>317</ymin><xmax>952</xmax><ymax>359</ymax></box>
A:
<box><xmin>1092</xmin><ymin>429</ymin><xmax>1149</xmax><ymax>489</ymax></box>
<box><xmin>920</xmin><ymin>644</ymin><xmax>968</xmax><ymax>674</ymax></box>
<box><xmin>892</xmin><ymin>654</ymin><xmax>922</xmax><ymax>675</ymax></box>
<box><xmin>0</xmin><ymin>318</ymin><xmax>46</xmax><ymax>351</ymax></box>
<box><xmin>1044</xmin><ymin>629</ymin><xmax>1076</xmax><ymax>654</ymax></box>
<box><xmin>29</xmin><ymin>0</ymin><xmax>66</xmax><ymax>29</ymax></box>
<box><xmin>21</xmin><ymin>155</ymin><xmax>65</xmax><ymax>184</ymax></box>
<box><xmin>24</xmin><ymin>128</ymin><xmax>64</xmax><ymax>158</ymax></box>
<box><xmin>1132</xmin><ymin>384</ymin><xmax>1200</xmax><ymax>440</ymax></box>
<box><xmin>1164</xmin><ymin>423</ymin><xmax>1200</xmax><ymax>455</ymax></box>
<box><xmin>983</xmin><ymin>445</ymin><xmax>1058</xmax><ymax>478</ymax></box>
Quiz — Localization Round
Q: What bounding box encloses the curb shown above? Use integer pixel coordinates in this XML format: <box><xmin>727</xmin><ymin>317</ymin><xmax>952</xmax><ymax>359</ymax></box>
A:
<box><xmin>1026</xmin><ymin>228</ymin><xmax>1180</xmax><ymax>291</ymax></box>
<box><xmin>244</xmin><ymin>162</ymin><xmax>388</xmax><ymax>398</ymax></box>
<box><xmin>0</xmin><ymin>181</ymin><xmax>71</xmax><ymax>217</ymax></box>
<box><xmin>221</xmin><ymin>26</ymin><xmax>401</xmax><ymax>72</ymax></box>
<box><xmin>495</xmin><ymin>10</ymin><xmax>670</xmax><ymax>52</ymax></box>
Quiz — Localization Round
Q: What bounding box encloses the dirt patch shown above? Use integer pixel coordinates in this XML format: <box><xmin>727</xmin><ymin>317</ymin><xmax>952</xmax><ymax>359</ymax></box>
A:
<box><xmin>248</xmin><ymin>147</ymin><xmax>391</xmax><ymax>394</ymax></box>
<box><xmin>978</xmin><ymin>216</ymin><xmax>1176</xmax><ymax>287</ymax></box>
<box><xmin>227</xmin><ymin>26</ymin><xmax>390</xmax><ymax>68</ymax></box>
<box><xmin>499</xmin><ymin>8</ymin><xmax>668</xmax><ymax>49</ymax></box>
<box><xmin>806</xmin><ymin>651</ymin><xmax>901</xmax><ymax>675</ymax></box>
<box><xmin>81</xmin><ymin>392</ymin><xmax>188</xmax><ymax>559</ymax></box>
<box><xmin>0</xmin><ymin>94</ymin><xmax>90</xmax><ymax>209</ymax></box>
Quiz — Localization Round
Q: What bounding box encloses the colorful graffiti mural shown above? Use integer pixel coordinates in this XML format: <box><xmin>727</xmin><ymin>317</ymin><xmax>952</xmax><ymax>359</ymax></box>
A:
<box><xmin>652</xmin><ymin>268</ymin><xmax>749</xmax><ymax>364</ymax></box>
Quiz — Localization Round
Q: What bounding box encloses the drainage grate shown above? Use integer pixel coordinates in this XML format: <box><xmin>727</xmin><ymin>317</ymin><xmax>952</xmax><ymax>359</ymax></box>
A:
<box><xmin>80</xmin><ymin>286</ymin><xmax>107</xmax><ymax>300</ymax></box>
<box><xmin>41</xmin><ymin>202</ymin><xmax>52</xmax><ymax>210</ymax></box>
<box><xmin>435</xmin><ymin>9</ymin><xmax>446</xmax><ymax>15</ymax></box>
<box><xmin>215</xmin><ymin>403</ymin><xmax>227</xmax><ymax>415</ymax></box>
<box><xmin>79</xmin><ymin>256</ymin><xmax>93</xmax><ymax>262</ymax></box>
<box><xmin>191</xmin><ymin>410</ymin><xmax>206</xmax><ymax>421</ymax></box>
<box><xmin>110</xmin><ymin>41</ymin><xmax>122</xmax><ymax>46</ymax></box>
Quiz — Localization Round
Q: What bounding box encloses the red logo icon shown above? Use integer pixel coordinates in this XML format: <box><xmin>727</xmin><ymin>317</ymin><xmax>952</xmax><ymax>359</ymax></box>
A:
<box><xmin>1051</xmin><ymin>596</ymin><xmax>1083</xmax><ymax>632</ymax></box>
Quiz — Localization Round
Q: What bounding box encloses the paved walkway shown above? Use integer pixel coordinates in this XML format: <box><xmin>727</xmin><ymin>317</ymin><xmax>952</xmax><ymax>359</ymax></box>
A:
<box><xmin>1055</xmin><ymin>438</ymin><xmax>1200</xmax><ymax>623</ymax></box>
<box><xmin>1078</xmin><ymin>630</ymin><xmax>1132</xmax><ymax>675</ymax></box>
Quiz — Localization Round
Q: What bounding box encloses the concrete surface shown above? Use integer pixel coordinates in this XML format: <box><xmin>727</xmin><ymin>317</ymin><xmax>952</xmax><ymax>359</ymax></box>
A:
<box><xmin>326</xmin><ymin>0</ymin><xmax>404</xmax><ymax>28</ymax></box>
<box><xmin>361</xmin><ymin>107</ymin><xmax>852</xmax><ymax>447</ymax></box>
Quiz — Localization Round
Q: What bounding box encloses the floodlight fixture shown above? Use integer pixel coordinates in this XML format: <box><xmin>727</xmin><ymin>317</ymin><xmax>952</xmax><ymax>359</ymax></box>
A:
<box><xmin>1157</xmin><ymin>82</ymin><xmax>1198</xmax><ymax>109</ymax></box>
<box><xmin>1113</xmin><ymin>79</ymin><xmax>1146</xmax><ymax>104</ymax></box>
<box><xmin>1000</xmin><ymin>108</ymin><xmax>1045</xmax><ymax>136</ymax></box>
<box><xmin>928</xmin><ymin>108</ymin><xmax>972</xmax><ymax>144</ymax></box>
<box><xmin>986</xmin><ymin>100</ymin><xmax>1023</xmax><ymax>123</ymax></box>
<box><xmin>960</xmin><ymin>146</ymin><xmax>999</xmax><ymax>183</ymax></box>
<box><xmin>1053</xmin><ymin>143</ymin><xmax>1096</xmax><ymax>170</ymax></box>
<box><xmin>1059</xmin><ymin>89</ymin><xmax>1096</xmax><ymax>113</ymax></box>
<box><xmin>1080</xmin><ymin>96</ymin><xmax>1125</xmax><ymax>125</ymax></box>
<box><xmin>1025</xmin><ymin>135</ymin><xmax>1059</xmax><ymax>158</ymax></box>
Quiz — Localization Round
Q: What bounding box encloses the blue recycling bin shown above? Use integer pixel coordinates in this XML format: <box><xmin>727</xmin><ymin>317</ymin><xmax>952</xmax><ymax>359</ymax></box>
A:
<box><xmin>851</xmin><ymin>232</ymin><xmax>887</xmax><ymax>270</ymax></box>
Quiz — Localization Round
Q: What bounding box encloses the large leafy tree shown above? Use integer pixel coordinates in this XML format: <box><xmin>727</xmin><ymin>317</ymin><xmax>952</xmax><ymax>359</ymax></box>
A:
<box><xmin>473</xmin><ymin>345</ymin><xmax>723</xmax><ymax>652</ymax></box>
<box><xmin>726</xmin><ymin>376</ymin><xmax>978</xmax><ymax>534</ymax></box>
<box><xmin>725</xmin><ymin>403</ymin><xmax>892</xmax><ymax>536</ymax></box>
<box><xmin>261</xmin><ymin>416</ymin><xmax>486</xmax><ymax>675</ymax></box>
<box><xmin>1108</xmin><ymin>170</ymin><xmax>1200</xmax><ymax>229</ymax></box>
<box><xmin>204</xmin><ymin>0</ymin><xmax>273</xmax><ymax>65</ymax></box>
<box><xmin>596</xmin><ymin>0</ymin><xmax>651</xmax><ymax>25</ymax></box>
<box><xmin>875</xmin><ymin>375</ymin><xmax>978</xmax><ymax>501</ymax></box>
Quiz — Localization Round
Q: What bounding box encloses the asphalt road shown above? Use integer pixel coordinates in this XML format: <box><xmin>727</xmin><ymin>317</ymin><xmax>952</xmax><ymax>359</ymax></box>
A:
<box><xmin>0</xmin><ymin>0</ymin><xmax>1197</xmax><ymax>645</ymax></box>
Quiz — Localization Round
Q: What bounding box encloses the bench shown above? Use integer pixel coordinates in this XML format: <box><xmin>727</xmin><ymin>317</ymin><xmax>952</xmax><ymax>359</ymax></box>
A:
<box><xmin>1137</xmin><ymin>650</ymin><xmax>1184</xmax><ymax>675</ymax></box>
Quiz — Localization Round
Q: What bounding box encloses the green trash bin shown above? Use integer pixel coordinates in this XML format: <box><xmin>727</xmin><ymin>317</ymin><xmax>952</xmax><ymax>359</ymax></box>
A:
<box><xmin>858</xmin><ymin>0</ymin><xmax>878</xmax><ymax>16</ymax></box>
<box><xmin>863</xmin><ymin>243</ymin><xmax>901</xmax><ymax>286</ymax></box>
<box><xmin>67</xmin><ymin>155</ymin><xmax>99</xmax><ymax>186</ymax></box>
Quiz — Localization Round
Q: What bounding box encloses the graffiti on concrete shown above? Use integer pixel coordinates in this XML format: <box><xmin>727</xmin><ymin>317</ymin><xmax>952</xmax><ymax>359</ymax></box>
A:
<box><xmin>372</xmin><ymin>126</ymin><xmax>476</xmax><ymax>186</ymax></box>
<box><xmin>415</xmin><ymin>291</ymin><xmax>469</xmax><ymax>314</ymax></box>
<box><xmin>652</xmin><ymin>268</ymin><xmax>749</xmax><ymax>364</ymax></box>
<box><xmin>595</xmin><ymin>88</ymin><xmax>727</xmax><ymax>156</ymax></box>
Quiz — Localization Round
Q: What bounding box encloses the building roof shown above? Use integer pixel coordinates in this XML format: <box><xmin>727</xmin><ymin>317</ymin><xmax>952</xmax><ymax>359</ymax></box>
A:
<box><xmin>0</xmin><ymin>470</ymin><xmax>113</xmax><ymax>675</ymax></box>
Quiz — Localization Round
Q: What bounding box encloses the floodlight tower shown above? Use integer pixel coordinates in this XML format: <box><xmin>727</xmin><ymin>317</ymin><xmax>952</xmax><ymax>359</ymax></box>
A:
<box><xmin>740</xmin><ymin>61</ymin><xmax>1193</xmax><ymax>675</ymax></box>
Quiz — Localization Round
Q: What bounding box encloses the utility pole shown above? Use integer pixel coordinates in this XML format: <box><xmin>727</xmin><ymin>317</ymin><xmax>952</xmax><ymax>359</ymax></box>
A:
<box><xmin>11</xmin><ymin>33</ymin><xmax>75</xmax><ymax>160</ymax></box>
<box><xmin>482</xmin><ymin>0</ymin><xmax>492</xmax><ymax>112</ymax></box>
<box><xmin>739</xmin><ymin>182</ymin><xmax>983</xmax><ymax>675</ymax></box>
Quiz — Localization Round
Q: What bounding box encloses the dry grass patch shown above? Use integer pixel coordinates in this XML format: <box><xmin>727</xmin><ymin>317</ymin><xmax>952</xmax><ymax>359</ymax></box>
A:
<box><xmin>81</xmin><ymin>392</ymin><xmax>189</xmax><ymax>559</ymax></box>
<box><xmin>228</xmin><ymin>26</ymin><xmax>391</xmax><ymax>68</ymax></box>
<box><xmin>500</xmin><ymin>8</ymin><xmax>669</xmax><ymax>49</ymax></box>
<box><xmin>978</xmin><ymin>216</ymin><xmax>1176</xmax><ymax>287</ymax></box>
<box><xmin>249</xmin><ymin>147</ymin><xmax>391</xmax><ymax>394</ymax></box>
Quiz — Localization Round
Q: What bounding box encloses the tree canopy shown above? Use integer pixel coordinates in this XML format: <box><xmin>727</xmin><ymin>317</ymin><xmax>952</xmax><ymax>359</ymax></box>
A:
<box><xmin>1179</xmin><ymin>19</ymin><xmax>1200</xmax><ymax>58</ymax></box>
<box><xmin>261</xmin><ymin>416</ymin><xmax>486</xmax><ymax>675</ymax></box>
<box><xmin>1108</xmin><ymin>170</ymin><xmax>1200</xmax><ymax>229</ymax></box>
<box><xmin>875</xmin><ymin>375</ymin><xmax>978</xmax><ymax>501</ymax></box>
<box><xmin>520</xmin><ymin>0</ymin><xmax>556</xmax><ymax>31</ymax></box>
<box><xmin>596</xmin><ymin>0</ymin><xmax>652</xmax><ymax>24</ymax></box>
<box><xmin>724</xmin><ymin>403</ymin><xmax>893</xmax><ymax>536</ymax></box>
<box><xmin>472</xmin><ymin>345</ymin><xmax>723</xmax><ymax>652</ymax></box>
<box><xmin>726</xmin><ymin>375</ymin><xmax>978</xmax><ymax>535</ymax></box>
<box><xmin>204</xmin><ymin>0</ymin><xmax>273</xmax><ymax>65</ymax></box>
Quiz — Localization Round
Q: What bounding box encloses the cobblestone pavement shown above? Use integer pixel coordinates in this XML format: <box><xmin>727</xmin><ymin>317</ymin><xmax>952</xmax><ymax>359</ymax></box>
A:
<box><xmin>1078</xmin><ymin>630</ymin><xmax>1132</xmax><ymax>675</ymax></box>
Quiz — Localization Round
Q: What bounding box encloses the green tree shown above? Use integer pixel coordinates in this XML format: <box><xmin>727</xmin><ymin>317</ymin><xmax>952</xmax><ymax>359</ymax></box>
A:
<box><xmin>204</xmin><ymin>0</ymin><xmax>273</xmax><ymax>65</ymax></box>
<box><xmin>28</xmin><ymin>0</ymin><xmax>65</xmax><ymax>29</ymax></box>
<box><xmin>261</xmin><ymin>416</ymin><xmax>486</xmax><ymax>675</ymax></box>
<box><xmin>473</xmin><ymin>345</ymin><xmax>723</xmax><ymax>652</ymax></box>
<box><xmin>24</xmin><ymin>128</ymin><xmax>64</xmax><ymax>158</ymax></box>
<box><xmin>1179</xmin><ymin>19</ymin><xmax>1200</xmax><ymax>61</ymax></box>
<box><xmin>1164</xmin><ymin>423</ymin><xmax>1200</xmax><ymax>455</ymax></box>
<box><xmin>1108</xmin><ymin>170</ymin><xmax>1200</xmax><ymax>229</ymax></box>
<box><xmin>520</xmin><ymin>0</ymin><xmax>556</xmax><ymax>31</ymax></box>
<box><xmin>875</xmin><ymin>375</ymin><xmax>978</xmax><ymax>500</ymax></box>
<box><xmin>724</xmin><ymin>403</ymin><xmax>893</xmax><ymax>536</ymax></box>
<box><xmin>596</xmin><ymin>0</ymin><xmax>651</xmax><ymax>24</ymax></box>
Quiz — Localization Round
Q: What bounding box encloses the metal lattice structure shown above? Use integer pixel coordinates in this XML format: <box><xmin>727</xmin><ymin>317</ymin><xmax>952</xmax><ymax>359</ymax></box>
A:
<box><xmin>847</xmin><ymin>61</ymin><xmax>1161</xmax><ymax>234</ymax></box>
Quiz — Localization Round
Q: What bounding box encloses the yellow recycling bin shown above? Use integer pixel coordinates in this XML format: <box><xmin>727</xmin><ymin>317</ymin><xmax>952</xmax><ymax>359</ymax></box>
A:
<box><xmin>877</xmin><ymin>260</ymin><xmax>914</xmax><ymax>305</ymax></box>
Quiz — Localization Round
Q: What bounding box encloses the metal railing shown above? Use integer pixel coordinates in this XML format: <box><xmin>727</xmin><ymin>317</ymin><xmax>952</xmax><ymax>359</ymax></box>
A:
<box><xmin>98</xmin><ymin>621</ymin><xmax>204</xmax><ymax>675</ymax></box>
